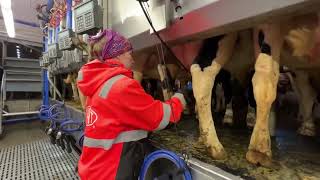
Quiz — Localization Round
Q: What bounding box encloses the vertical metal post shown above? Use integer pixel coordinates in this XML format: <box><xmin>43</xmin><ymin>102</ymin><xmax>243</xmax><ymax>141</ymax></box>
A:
<box><xmin>55</xmin><ymin>26</ymin><xmax>60</xmax><ymax>43</ymax></box>
<box><xmin>2</xmin><ymin>42</ymin><xmax>6</xmax><ymax>102</ymax></box>
<box><xmin>45</xmin><ymin>36</ymin><xmax>48</xmax><ymax>54</ymax></box>
<box><xmin>66</xmin><ymin>0</ymin><xmax>73</xmax><ymax>29</ymax></box>
<box><xmin>42</xmin><ymin>33</ymin><xmax>49</xmax><ymax>108</ymax></box>
<box><xmin>53</xmin><ymin>75</ymin><xmax>57</xmax><ymax>100</ymax></box>
<box><xmin>48</xmin><ymin>29</ymin><xmax>52</xmax><ymax>44</ymax></box>
<box><xmin>0</xmin><ymin>41</ymin><xmax>4</xmax><ymax>135</ymax></box>
<box><xmin>72</xmin><ymin>0</ymin><xmax>75</xmax><ymax>31</ymax></box>
<box><xmin>0</xmin><ymin>41</ymin><xmax>7</xmax><ymax>135</ymax></box>
<box><xmin>104</xmin><ymin>0</ymin><xmax>109</xmax><ymax>28</ymax></box>
<box><xmin>43</xmin><ymin>69</ymin><xmax>49</xmax><ymax>106</ymax></box>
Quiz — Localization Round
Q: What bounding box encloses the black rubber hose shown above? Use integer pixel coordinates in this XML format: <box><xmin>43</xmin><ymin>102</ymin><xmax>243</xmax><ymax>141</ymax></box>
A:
<box><xmin>65</xmin><ymin>136</ymin><xmax>72</xmax><ymax>153</ymax></box>
<box><xmin>258</xmin><ymin>31</ymin><xmax>271</xmax><ymax>55</ymax></box>
<box><xmin>50</xmin><ymin>132</ymin><xmax>56</xmax><ymax>145</ymax></box>
<box><xmin>56</xmin><ymin>137</ymin><xmax>61</xmax><ymax>147</ymax></box>
<box><xmin>60</xmin><ymin>137</ymin><xmax>66</xmax><ymax>150</ymax></box>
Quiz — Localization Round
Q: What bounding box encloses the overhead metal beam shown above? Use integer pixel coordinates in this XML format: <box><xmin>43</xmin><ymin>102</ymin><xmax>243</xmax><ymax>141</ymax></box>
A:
<box><xmin>0</xmin><ymin>35</ymin><xmax>42</xmax><ymax>47</ymax></box>
<box><xmin>112</xmin><ymin>0</ymin><xmax>320</xmax><ymax>52</ymax></box>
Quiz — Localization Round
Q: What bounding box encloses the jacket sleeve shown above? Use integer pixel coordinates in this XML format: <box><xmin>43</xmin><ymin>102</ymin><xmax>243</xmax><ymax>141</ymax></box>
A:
<box><xmin>116</xmin><ymin>80</ymin><xmax>186</xmax><ymax>131</ymax></box>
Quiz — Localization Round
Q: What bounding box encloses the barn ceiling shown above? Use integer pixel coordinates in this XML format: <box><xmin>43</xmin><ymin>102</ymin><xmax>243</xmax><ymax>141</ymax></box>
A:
<box><xmin>0</xmin><ymin>0</ymin><xmax>45</xmax><ymax>45</ymax></box>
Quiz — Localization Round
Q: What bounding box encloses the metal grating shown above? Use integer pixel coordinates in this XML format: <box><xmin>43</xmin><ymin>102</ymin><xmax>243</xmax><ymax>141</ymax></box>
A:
<box><xmin>76</xmin><ymin>16</ymin><xmax>84</xmax><ymax>31</ymax></box>
<box><xmin>0</xmin><ymin>139</ymin><xmax>79</xmax><ymax>180</ymax></box>
<box><xmin>84</xmin><ymin>12</ymin><xmax>93</xmax><ymax>28</ymax></box>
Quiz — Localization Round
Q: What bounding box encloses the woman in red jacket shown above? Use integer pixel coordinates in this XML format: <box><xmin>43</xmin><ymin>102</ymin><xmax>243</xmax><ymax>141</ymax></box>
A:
<box><xmin>77</xmin><ymin>29</ymin><xmax>186</xmax><ymax>180</ymax></box>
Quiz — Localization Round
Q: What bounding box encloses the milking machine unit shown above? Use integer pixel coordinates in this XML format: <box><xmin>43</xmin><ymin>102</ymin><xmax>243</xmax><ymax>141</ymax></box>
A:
<box><xmin>39</xmin><ymin>0</ymin><xmax>86</xmax><ymax>155</ymax></box>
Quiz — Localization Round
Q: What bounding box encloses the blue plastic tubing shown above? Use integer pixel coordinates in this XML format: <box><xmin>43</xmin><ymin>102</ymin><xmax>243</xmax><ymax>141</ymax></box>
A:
<box><xmin>139</xmin><ymin>150</ymin><xmax>192</xmax><ymax>180</ymax></box>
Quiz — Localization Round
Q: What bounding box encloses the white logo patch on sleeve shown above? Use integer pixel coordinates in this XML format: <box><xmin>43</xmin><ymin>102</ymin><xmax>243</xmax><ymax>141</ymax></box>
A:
<box><xmin>86</xmin><ymin>106</ymin><xmax>98</xmax><ymax>126</ymax></box>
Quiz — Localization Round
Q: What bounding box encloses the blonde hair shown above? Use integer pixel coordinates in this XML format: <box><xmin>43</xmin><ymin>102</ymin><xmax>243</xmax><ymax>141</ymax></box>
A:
<box><xmin>88</xmin><ymin>37</ymin><xmax>108</xmax><ymax>62</ymax></box>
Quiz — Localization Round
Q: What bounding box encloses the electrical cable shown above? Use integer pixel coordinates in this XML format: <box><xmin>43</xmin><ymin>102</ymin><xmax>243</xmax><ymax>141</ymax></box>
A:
<box><xmin>138</xmin><ymin>1</ymin><xmax>189</xmax><ymax>74</ymax></box>
<box><xmin>142</xmin><ymin>2</ymin><xmax>152</xmax><ymax>21</ymax></box>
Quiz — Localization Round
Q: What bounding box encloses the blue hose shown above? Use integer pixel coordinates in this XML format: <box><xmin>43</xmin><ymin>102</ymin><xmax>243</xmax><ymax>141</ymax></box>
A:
<box><xmin>139</xmin><ymin>150</ymin><xmax>192</xmax><ymax>180</ymax></box>
<box><xmin>45</xmin><ymin>102</ymin><xmax>83</xmax><ymax>134</ymax></box>
<box><xmin>39</xmin><ymin>105</ymin><xmax>50</xmax><ymax>120</ymax></box>
<box><xmin>60</xmin><ymin>120</ymin><xmax>83</xmax><ymax>133</ymax></box>
<box><xmin>43</xmin><ymin>101</ymin><xmax>84</xmax><ymax>155</ymax></box>
<box><xmin>78</xmin><ymin>132</ymin><xmax>84</xmax><ymax>147</ymax></box>
<box><xmin>48</xmin><ymin>103</ymin><xmax>70</xmax><ymax>122</ymax></box>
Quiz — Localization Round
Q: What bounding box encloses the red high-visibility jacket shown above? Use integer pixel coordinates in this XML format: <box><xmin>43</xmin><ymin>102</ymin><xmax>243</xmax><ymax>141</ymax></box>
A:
<box><xmin>77</xmin><ymin>59</ymin><xmax>185</xmax><ymax>180</ymax></box>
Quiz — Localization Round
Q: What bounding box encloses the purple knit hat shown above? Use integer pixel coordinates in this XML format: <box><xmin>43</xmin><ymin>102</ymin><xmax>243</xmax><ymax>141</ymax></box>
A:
<box><xmin>89</xmin><ymin>29</ymin><xmax>133</xmax><ymax>60</ymax></box>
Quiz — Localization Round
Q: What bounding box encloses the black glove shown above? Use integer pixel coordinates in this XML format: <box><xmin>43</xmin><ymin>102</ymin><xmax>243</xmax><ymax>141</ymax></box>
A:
<box><xmin>176</xmin><ymin>83</ymin><xmax>193</xmax><ymax>106</ymax></box>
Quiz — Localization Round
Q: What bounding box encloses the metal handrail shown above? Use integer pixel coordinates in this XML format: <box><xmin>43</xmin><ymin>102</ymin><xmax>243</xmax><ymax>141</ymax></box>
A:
<box><xmin>1</xmin><ymin>70</ymin><xmax>6</xmax><ymax>109</ymax></box>
<box><xmin>47</xmin><ymin>71</ymin><xmax>62</xmax><ymax>99</ymax></box>
<box><xmin>3</xmin><ymin>111</ymin><xmax>39</xmax><ymax>117</ymax></box>
<box><xmin>0</xmin><ymin>69</ymin><xmax>4</xmax><ymax>134</ymax></box>
<box><xmin>1</xmin><ymin>70</ymin><xmax>5</xmax><ymax>110</ymax></box>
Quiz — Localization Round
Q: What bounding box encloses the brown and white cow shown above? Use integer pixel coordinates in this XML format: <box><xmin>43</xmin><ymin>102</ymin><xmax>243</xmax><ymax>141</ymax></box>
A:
<box><xmin>157</xmin><ymin>12</ymin><xmax>320</xmax><ymax>166</ymax></box>
<box><xmin>188</xmin><ymin>13</ymin><xmax>320</xmax><ymax>166</ymax></box>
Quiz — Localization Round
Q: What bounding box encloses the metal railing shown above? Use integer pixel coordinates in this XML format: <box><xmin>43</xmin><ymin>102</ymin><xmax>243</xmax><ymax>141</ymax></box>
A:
<box><xmin>0</xmin><ymin>69</ymin><xmax>5</xmax><ymax>135</ymax></box>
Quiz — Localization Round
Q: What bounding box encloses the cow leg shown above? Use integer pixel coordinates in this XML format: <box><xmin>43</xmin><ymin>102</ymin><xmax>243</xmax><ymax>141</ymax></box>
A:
<box><xmin>64</xmin><ymin>73</ymin><xmax>79</xmax><ymax>101</ymax></box>
<box><xmin>213</xmin><ymin>83</ymin><xmax>226</xmax><ymax>126</ymax></box>
<box><xmin>71</xmin><ymin>81</ymin><xmax>79</xmax><ymax>101</ymax></box>
<box><xmin>132</xmin><ymin>52</ymin><xmax>153</xmax><ymax>83</ymax></box>
<box><xmin>295</xmin><ymin>71</ymin><xmax>317</xmax><ymax>136</ymax></box>
<box><xmin>247</xmin><ymin>24</ymin><xmax>283</xmax><ymax>167</ymax></box>
<box><xmin>71</xmin><ymin>73</ymin><xmax>79</xmax><ymax>101</ymax></box>
<box><xmin>191</xmin><ymin>33</ymin><xmax>237</xmax><ymax>159</ymax></box>
<box><xmin>158</xmin><ymin>64</ymin><xmax>174</xmax><ymax>101</ymax></box>
<box><xmin>133</xmin><ymin>71</ymin><xmax>144</xmax><ymax>83</ymax></box>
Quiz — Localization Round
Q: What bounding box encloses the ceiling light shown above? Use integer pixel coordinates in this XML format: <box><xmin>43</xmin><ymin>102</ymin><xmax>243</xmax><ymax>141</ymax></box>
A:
<box><xmin>0</xmin><ymin>0</ymin><xmax>15</xmax><ymax>38</ymax></box>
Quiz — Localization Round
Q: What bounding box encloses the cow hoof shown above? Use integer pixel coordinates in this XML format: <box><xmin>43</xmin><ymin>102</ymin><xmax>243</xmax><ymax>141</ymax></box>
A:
<box><xmin>210</xmin><ymin>147</ymin><xmax>226</xmax><ymax>160</ymax></box>
<box><xmin>246</xmin><ymin>150</ymin><xmax>273</xmax><ymax>168</ymax></box>
<box><xmin>298</xmin><ymin>123</ymin><xmax>316</xmax><ymax>137</ymax></box>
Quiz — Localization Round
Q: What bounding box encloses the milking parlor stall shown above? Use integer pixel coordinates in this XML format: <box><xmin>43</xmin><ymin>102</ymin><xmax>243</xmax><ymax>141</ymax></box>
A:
<box><xmin>7</xmin><ymin>0</ymin><xmax>320</xmax><ymax>179</ymax></box>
